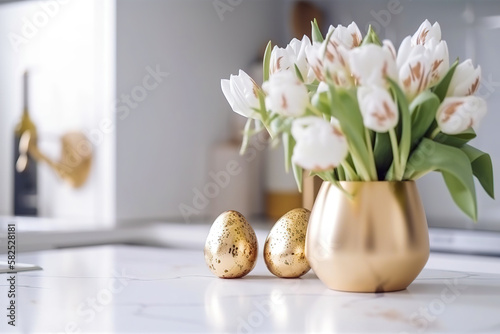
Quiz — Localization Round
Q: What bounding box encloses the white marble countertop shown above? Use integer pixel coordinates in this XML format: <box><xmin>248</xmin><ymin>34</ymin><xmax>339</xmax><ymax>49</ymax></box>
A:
<box><xmin>1</xmin><ymin>244</ymin><xmax>500</xmax><ymax>333</ymax></box>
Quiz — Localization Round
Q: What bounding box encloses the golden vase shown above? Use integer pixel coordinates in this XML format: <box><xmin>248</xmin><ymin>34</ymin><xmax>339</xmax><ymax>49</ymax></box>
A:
<box><xmin>305</xmin><ymin>181</ymin><xmax>429</xmax><ymax>293</ymax></box>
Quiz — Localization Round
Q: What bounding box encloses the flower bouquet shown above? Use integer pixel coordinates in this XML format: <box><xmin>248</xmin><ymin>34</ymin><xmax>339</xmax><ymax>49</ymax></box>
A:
<box><xmin>221</xmin><ymin>20</ymin><xmax>494</xmax><ymax>221</ymax></box>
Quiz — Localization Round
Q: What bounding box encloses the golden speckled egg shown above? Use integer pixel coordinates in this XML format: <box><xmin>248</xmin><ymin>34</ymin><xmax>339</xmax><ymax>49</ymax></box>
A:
<box><xmin>264</xmin><ymin>208</ymin><xmax>311</xmax><ymax>278</ymax></box>
<box><xmin>204</xmin><ymin>210</ymin><xmax>258</xmax><ymax>278</ymax></box>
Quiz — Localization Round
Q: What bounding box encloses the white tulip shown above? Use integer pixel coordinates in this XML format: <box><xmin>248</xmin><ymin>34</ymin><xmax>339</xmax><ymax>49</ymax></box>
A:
<box><xmin>349</xmin><ymin>42</ymin><xmax>397</xmax><ymax>87</ymax></box>
<box><xmin>304</xmin><ymin>23</ymin><xmax>361</xmax><ymax>87</ymax></box>
<box><xmin>397</xmin><ymin>38</ymin><xmax>449</xmax><ymax>99</ymax></box>
<box><xmin>447</xmin><ymin>59</ymin><xmax>481</xmax><ymax>97</ymax></box>
<box><xmin>291</xmin><ymin>117</ymin><xmax>348</xmax><ymax>171</ymax></box>
<box><xmin>305</xmin><ymin>42</ymin><xmax>325</xmax><ymax>82</ymax></box>
<box><xmin>270</xmin><ymin>36</ymin><xmax>314</xmax><ymax>83</ymax></box>
<box><xmin>262</xmin><ymin>71</ymin><xmax>310</xmax><ymax>117</ymax></box>
<box><xmin>269</xmin><ymin>45</ymin><xmax>290</xmax><ymax>75</ymax></box>
<box><xmin>221</xmin><ymin>70</ymin><xmax>260</xmax><ymax>118</ymax></box>
<box><xmin>329</xmin><ymin>22</ymin><xmax>363</xmax><ymax>49</ymax></box>
<box><xmin>397</xmin><ymin>20</ymin><xmax>449</xmax><ymax>98</ymax></box>
<box><xmin>436</xmin><ymin>96</ymin><xmax>487</xmax><ymax>134</ymax></box>
<box><xmin>357</xmin><ymin>85</ymin><xmax>399</xmax><ymax>132</ymax></box>
<box><xmin>427</xmin><ymin>39</ymin><xmax>449</xmax><ymax>87</ymax></box>
<box><xmin>321</xmin><ymin>38</ymin><xmax>352</xmax><ymax>87</ymax></box>
<box><xmin>411</xmin><ymin>20</ymin><xmax>442</xmax><ymax>46</ymax></box>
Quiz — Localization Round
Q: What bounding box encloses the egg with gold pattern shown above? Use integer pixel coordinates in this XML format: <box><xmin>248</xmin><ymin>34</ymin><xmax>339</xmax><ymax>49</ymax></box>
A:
<box><xmin>264</xmin><ymin>208</ymin><xmax>311</xmax><ymax>278</ymax></box>
<box><xmin>204</xmin><ymin>210</ymin><xmax>258</xmax><ymax>278</ymax></box>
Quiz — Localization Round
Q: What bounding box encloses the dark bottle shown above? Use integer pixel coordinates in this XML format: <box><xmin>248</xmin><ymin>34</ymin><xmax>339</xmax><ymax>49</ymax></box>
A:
<box><xmin>13</xmin><ymin>71</ymin><xmax>38</xmax><ymax>216</ymax></box>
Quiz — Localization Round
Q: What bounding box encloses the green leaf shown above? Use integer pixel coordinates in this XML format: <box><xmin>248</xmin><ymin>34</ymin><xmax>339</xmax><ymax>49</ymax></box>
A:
<box><xmin>434</xmin><ymin>128</ymin><xmax>476</xmax><ymax>148</ymax></box>
<box><xmin>328</xmin><ymin>85</ymin><xmax>374</xmax><ymax>180</ymax></box>
<box><xmin>337</xmin><ymin>164</ymin><xmax>346</xmax><ymax>181</ymax></box>
<box><xmin>292</xmin><ymin>163</ymin><xmax>303</xmax><ymax>193</ymax></box>
<box><xmin>442</xmin><ymin>171</ymin><xmax>477</xmax><ymax>221</ymax></box>
<box><xmin>361</xmin><ymin>25</ymin><xmax>382</xmax><ymax>46</ymax></box>
<box><xmin>409</xmin><ymin>91</ymin><xmax>440</xmax><ymax>147</ymax></box>
<box><xmin>262</xmin><ymin>41</ymin><xmax>272</xmax><ymax>83</ymax></box>
<box><xmin>432</xmin><ymin>59</ymin><xmax>459</xmax><ymax>102</ymax></box>
<box><xmin>294</xmin><ymin>64</ymin><xmax>304</xmax><ymax>82</ymax></box>
<box><xmin>282</xmin><ymin>130</ymin><xmax>295</xmax><ymax>173</ymax></box>
<box><xmin>306</xmin><ymin>83</ymin><xmax>320</xmax><ymax>92</ymax></box>
<box><xmin>311</xmin><ymin>19</ymin><xmax>324</xmax><ymax>43</ymax></box>
<box><xmin>405</xmin><ymin>138</ymin><xmax>477</xmax><ymax>221</ymax></box>
<box><xmin>373</xmin><ymin>132</ymin><xmax>392</xmax><ymax>179</ymax></box>
<box><xmin>387</xmin><ymin>78</ymin><xmax>411</xmax><ymax>180</ymax></box>
<box><xmin>461</xmin><ymin>145</ymin><xmax>495</xmax><ymax>199</ymax></box>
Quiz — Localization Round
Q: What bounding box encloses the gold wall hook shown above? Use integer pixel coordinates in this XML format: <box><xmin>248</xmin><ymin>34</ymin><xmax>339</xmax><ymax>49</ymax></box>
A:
<box><xmin>17</xmin><ymin>131</ymin><xmax>93</xmax><ymax>188</ymax></box>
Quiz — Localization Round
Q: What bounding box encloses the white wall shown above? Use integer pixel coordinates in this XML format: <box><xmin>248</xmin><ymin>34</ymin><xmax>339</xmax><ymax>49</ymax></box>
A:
<box><xmin>0</xmin><ymin>0</ymin><xmax>115</xmax><ymax>225</ymax></box>
<box><xmin>115</xmin><ymin>0</ymin><xmax>285</xmax><ymax>222</ymax></box>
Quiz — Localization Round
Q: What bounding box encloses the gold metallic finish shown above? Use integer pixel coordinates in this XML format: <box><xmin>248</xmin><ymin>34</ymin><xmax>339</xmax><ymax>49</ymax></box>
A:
<box><xmin>204</xmin><ymin>211</ymin><xmax>258</xmax><ymax>278</ymax></box>
<box><xmin>305</xmin><ymin>181</ymin><xmax>429</xmax><ymax>292</ymax></box>
<box><xmin>18</xmin><ymin>130</ymin><xmax>92</xmax><ymax>188</ymax></box>
<box><xmin>264</xmin><ymin>208</ymin><xmax>311</xmax><ymax>278</ymax></box>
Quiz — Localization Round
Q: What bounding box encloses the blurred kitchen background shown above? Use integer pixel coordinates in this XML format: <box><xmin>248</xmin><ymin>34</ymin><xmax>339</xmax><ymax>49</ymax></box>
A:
<box><xmin>0</xmin><ymin>0</ymin><xmax>499</xmax><ymax>235</ymax></box>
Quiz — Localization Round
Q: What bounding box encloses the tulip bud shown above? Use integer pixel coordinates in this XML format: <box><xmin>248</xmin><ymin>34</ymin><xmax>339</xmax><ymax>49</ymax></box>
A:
<box><xmin>357</xmin><ymin>85</ymin><xmax>399</xmax><ymax>132</ymax></box>
<box><xmin>411</xmin><ymin>20</ymin><xmax>442</xmax><ymax>46</ymax></box>
<box><xmin>349</xmin><ymin>42</ymin><xmax>397</xmax><ymax>87</ymax></box>
<box><xmin>270</xmin><ymin>36</ymin><xmax>314</xmax><ymax>83</ymax></box>
<box><xmin>221</xmin><ymin>70</ymin><xmax>260</xmax><ymax>119</ymax></box>
<box><xmin>436</xmin><ymin>96</ymin><xmax>487</xmax><ymax>134</ymax></box>
<box><xmin>262</xmin><ymin>71</ymin><xmax>309</xmax><ymax>117</ymax></box>
<box><xmin>330</xmin><ymin>22</ymin><xmax>363</xmax><ymax>49</ymax></box>
<box><xmin>291</xmin><ymin>117</ymin><xmax>348</xmax><ymax>171</ymax></box>
<box><xmin>446</xmin><ymin>59</ymin><xmax>481</xmax><ymax>97</ymax></box>
<box><xmin>305</xmin><ymin>42</ymin><xmax>325</xmax><ymax>82</ymax></box>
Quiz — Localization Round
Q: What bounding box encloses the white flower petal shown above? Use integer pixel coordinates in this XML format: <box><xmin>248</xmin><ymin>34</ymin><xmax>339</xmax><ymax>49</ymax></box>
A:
<box><xmin>436</xmin><ymin>96</ymin><xmax>487</xmax><ymax>134</ymax></box>
<box><xmin>357</xmin><ymin>85</ymin><xmax>399</xmax><ymax>132</ymax></box>
<box><xmin>221</xmin><ymin>70</ymin><xmax>260</xmax><ymax>118</ymax></box>
<box><xmin>331</xmin><ymin>22</ymin><xmax>363</xmax><ymax>49</ymax></box>
<box><xmin>291</xmin><ymin>117</ymin><xmax>348</xmax><ymax>171</ymax></box>
<box><xmin>411</xmin><ymin>20</ymin><xmax>441</xmax><ymax>46</ymax></box>
<box><xmin>447</xmin><ymin>59</ymin><xmax>481</xmax><ymax>97</ymax></box>
<box><xmin>263</xmin><ymin>71</ymin><xmax>309</xmax><ymax>117</ymax></box>
<box><xmin>349</xmin><ymin>44</ymin><xmax>397</xmax><ymax>87</ymax></box>
<box><xmin>270</xmin><ymin>36</ymin><xmax>313</xmax><ymax>83</ymax></box>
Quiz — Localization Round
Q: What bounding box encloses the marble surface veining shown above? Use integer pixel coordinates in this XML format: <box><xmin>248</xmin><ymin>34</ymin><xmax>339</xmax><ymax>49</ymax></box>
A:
<box><xmin>0</xmin><ymin>245</ymin><xmax>500</xmax><ymax>333</ymax></box>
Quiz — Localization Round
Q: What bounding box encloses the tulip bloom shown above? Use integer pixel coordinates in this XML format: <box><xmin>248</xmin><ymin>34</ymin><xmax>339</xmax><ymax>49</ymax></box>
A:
<box><xmin>221</xmin><ymin>70</ymin><xmax>260</xmax><ymax>118</ymax></box>
<box><xmin>447</xmin><ymin>59</ymin><xmax>481</xmax><ymax>97</ymax></box>
<box><xmin>357</xmin><ymin>86</ymin><xmax>399</xmax><ymax>132</ymax></box>
<box><xmin>305</xmin><ymin>42</ymin><xmax>326</xmax><ymax>82</ymax></box>
<box><xmin>349</xmin><ymin>42</ymin><xmax>398</xmax><ymax>87</ymax></box>
<box><xmin>291</xmin><ymin>117</ymin><xmax>348</xmax><ymax>171</ymax></box>
<box><xmin>329</xmin><ymin>22</ymin><xmax>363</xmax><ymax>49</ymax></box>
<box><xmin>411</xmin><ymin>20</ymin><xmax>442</xmax><ymax>46</ymax></box>
<box><xmin>262</xmin><ymin>71</ymin><xmax>310</xmax><ymax>117</ymax></box>
<box><xmin>397</xmin><ymin>37</ymin><xmax>449</xmax><ymax>99</ymax></box>
<box><xmin>305</xmin><ymin>22</ymin><xmax>362</xmax><ymax>87</ymax></box>
<box><xmin>270</xmin><ymin>36</ymin><xmax>314</xmax><ymax>83</ymax></box>
<box><xmin>397</xmin><ymin>20</ymin><xmax>449</xmax><ymax>99</ymax></box>
<box><xmin>436</xmin><ymin>96</ymin><xmax>487</xmax><ymax>134</ymax></box>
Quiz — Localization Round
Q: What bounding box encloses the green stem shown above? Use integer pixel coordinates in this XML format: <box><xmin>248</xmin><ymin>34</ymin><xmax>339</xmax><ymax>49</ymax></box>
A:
<box><xmin>389</xmin><ymin>128</ymin><xmax>402</xmax><ymax>181</ymax></box>
<box><xmin>341</xmin><ymin>160</ymin><xmax>358</xmax><ymax>181</ymax></box>
<box><xmin>239</xmin><ymin>118</ymin><xmax>253</xmax><ymax>155</ymax></box>
<box><xmin>337</xmin><ymin>165</ymin><xmax>346</xmax><ymax>181</ymax></box>
<box><xmin>364</xmin><ymin>128</ymin><xmax>378</xmax><ymax>180</ymax></box>
<box><xmin>430</xmin><ymin>127</ymin><xmax>441</xmax><ymax>139</ymax></box>
<box><xmin>307</xmin><ymin>105</ymin><xmax>324</xmax><ymax>117</ymax></box>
